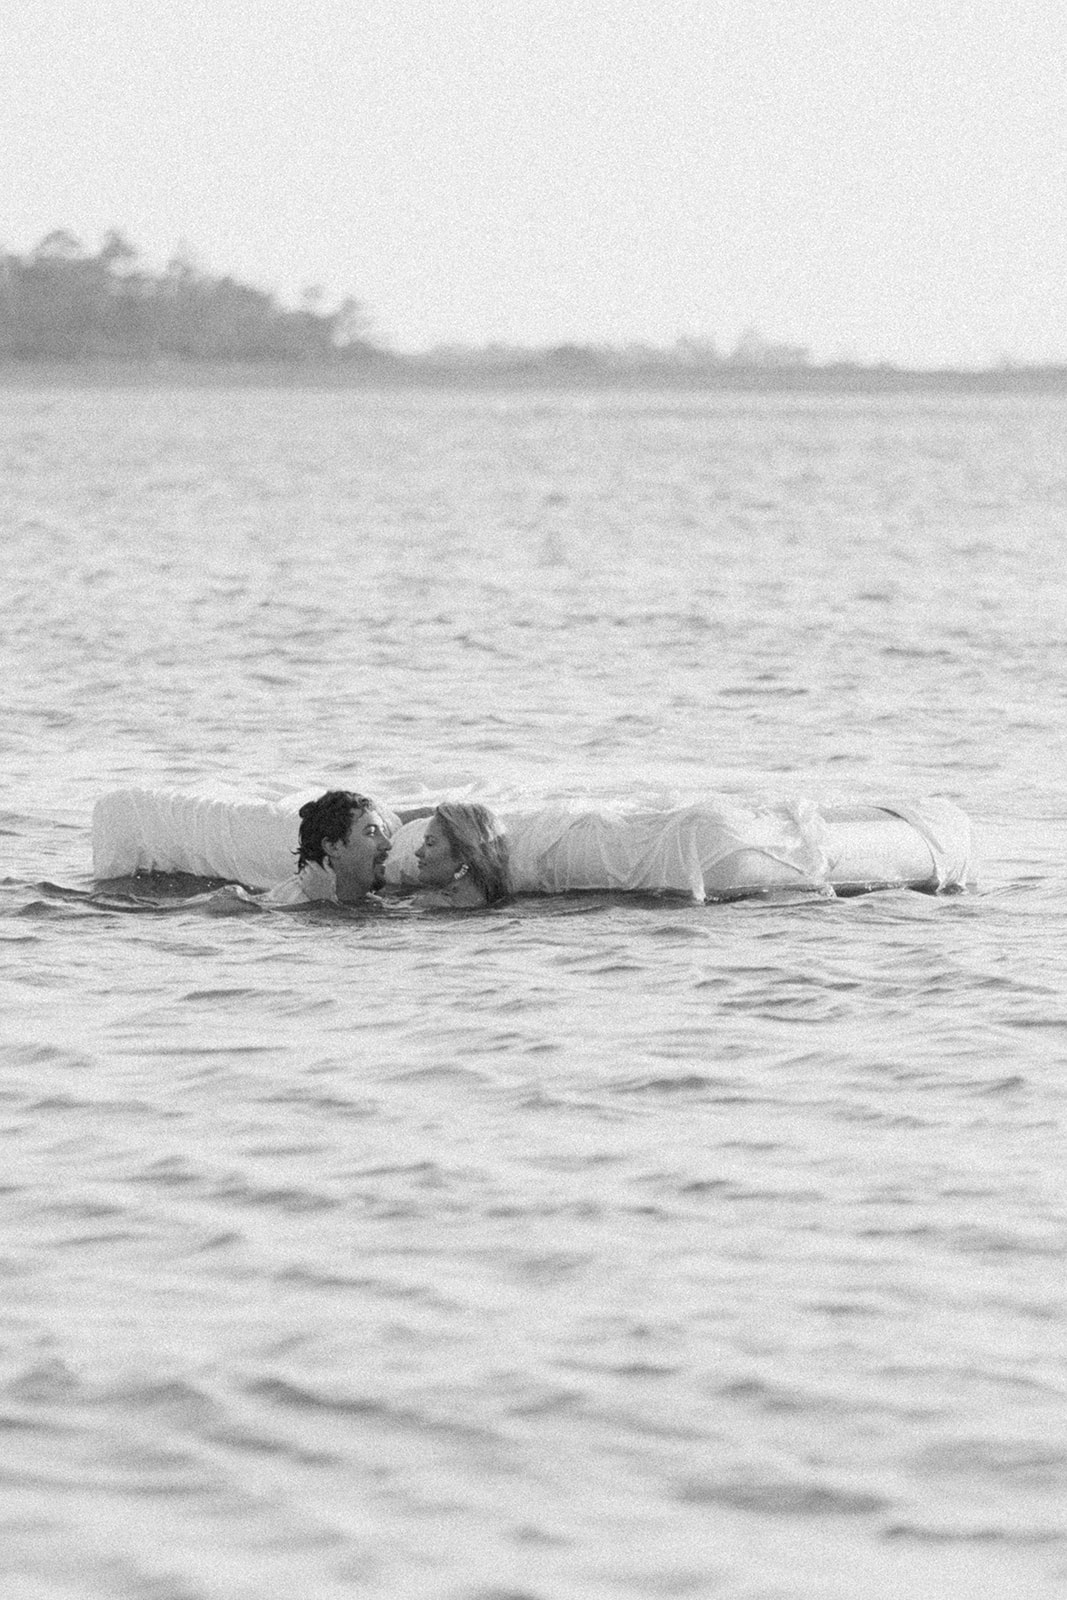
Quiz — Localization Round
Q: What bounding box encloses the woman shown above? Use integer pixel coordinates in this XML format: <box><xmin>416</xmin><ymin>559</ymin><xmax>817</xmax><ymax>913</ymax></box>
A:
<box><xmin>262</xmin><ymin>790</ymin><xmax>393</xmax><ymax>906</ymax></box>
<box><xmin>413</xmin><ymin>802</ymin><xmax>511</xmax><ymax>908</ymax></box>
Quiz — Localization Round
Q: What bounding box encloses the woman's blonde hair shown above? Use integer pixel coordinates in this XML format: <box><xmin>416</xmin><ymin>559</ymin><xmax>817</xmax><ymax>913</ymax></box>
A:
<box><xmin>434</xmin><ymin>802</ymin><xmax>511</xmax><ymax>906</ymax></box>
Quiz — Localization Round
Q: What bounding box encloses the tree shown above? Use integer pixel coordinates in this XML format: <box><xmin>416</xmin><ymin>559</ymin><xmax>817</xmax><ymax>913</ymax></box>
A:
<box><xmin>97</xmin><ymin>229</ymin><xmax>138</xmax><ymax>271</ymax></box>
<box><xmin>0</xmin><ymin>229</ymin><xmax>380</xmax><ymax>362</ymax></box>
<box><xmin>330</xmin><ymin>296</ymin><xmax>372</xmax><ymax>348</ymax></box>
<box><xmin>33</xmin><ymin>228</ymin><xmax>84</xmax><ymax>261</ymax></box>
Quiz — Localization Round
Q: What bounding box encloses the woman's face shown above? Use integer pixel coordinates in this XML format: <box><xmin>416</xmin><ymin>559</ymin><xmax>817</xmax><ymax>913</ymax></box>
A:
<box><xmin>415</xmin><ymin>816</ymin><xmax>461</xmax><ymax>887</ymax></box>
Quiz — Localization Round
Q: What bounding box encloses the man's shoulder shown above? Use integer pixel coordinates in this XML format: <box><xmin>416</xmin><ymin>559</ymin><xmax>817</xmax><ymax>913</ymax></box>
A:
<box><xmin>262</xmin><ymin>862</ymin><xmax>337</xmax><ymax>905</ymax></box>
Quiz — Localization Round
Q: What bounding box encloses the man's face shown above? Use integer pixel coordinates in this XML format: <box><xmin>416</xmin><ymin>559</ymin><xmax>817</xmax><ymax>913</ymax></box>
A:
<box><xmin>329</xmin><ymin>808</ymin><xmax>391</xmax><ymax>895</ymax></box>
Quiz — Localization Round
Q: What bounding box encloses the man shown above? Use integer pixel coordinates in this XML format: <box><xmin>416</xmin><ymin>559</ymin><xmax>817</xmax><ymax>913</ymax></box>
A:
<box><xmin>261</xmin><ymin>790</ymin><xmax>395</xmax><ymax>906</ymax></box>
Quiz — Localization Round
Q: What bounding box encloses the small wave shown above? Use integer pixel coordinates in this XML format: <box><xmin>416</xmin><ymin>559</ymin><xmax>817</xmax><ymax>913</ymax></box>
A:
<box><xmin>11</xmin><ymin>899</ymin><xmax>115</xmax><ymax>920</ymax></box>
<box><xmin>720</xmin><ymin>684</ymin><xmax>810</xmax><ymax>698</ymax></box>
<box><xmin>92</xmin><ymin>870</ymin><xmax>228</xmax><ymax>901</ymax></box>
<box><xmin>29</xmin><ymin>1094</ymin><xmax>155</xmax><ymax>1119</ymax></box>
<box><xmin>643</xmin><ymin>922</ymin><xmax>717</xmax><ymax>943</ymax></box>
<box><xmin>883</xmin><ymin>1522</ymin><xmax>1062</xmax><ymax>1545</ymax></box>
<box><xmin>615</xmin><ymin>1072</ymin><xmax>720</xmax><ymax>1094</ymax></box>
<box><xmin>41</xmin><ymin>1199</ymin><xmax>124</xmax><ymax>1219</ymax></box>
<box><xmin>908</xmin><ymin>1439</ymin><xmax>1067</xmax><ymax>1487</ymax></box>
<box><xmin>273</xmin><ymin>1266</ymin><xmax>380</xmax><ymax>1291</ymax></box>
<box><xmin>180</xmin><ymin>986</ymin><xmax>268</xmax><ymax>1001</ymax></box>
<box><xmin>354</xmin><ymin>1158</ymin><xmax>440</xmax><ymax>1179</ymax></box>
<box><xmin>717</xmin><ymin>1378</ymin><xmax>811</xmax><ymax>1414</ymax></box>
<box><xmin>679</xmin><ymin>1477</ymin><xmax>889</xmax><ymax>1516</ymax></box>
<box><xmin>185</xmin><ymin>1230</ymin><xmax>244</xmax><ymax>1255</ymax></box>
<box><xmin>28</xmin><ymin>880</ymin><xmax>94</xmax><ymax>901</ymax></box>
<box><xmin>944</xmin><ymin>1225</ymin><xmax>1066</xmax><ymax>1258</ymax></box>
<box><xmin>0</xmin><ymin>1041</ymin><xmax>95</xmax><ymax>1069</ymax></box>
<box><xmin>4</xmin><ymin>1358</ymin><xmax>82</xmax><ymax>1405</ymax></box>
<box><xmin>387</xmin><ymin>1061</ymin><xmax>490</xmax><ymax>1084</ymax></box>
<box><xmin>260</xmin><ymin>1088</ymin><xmax>379</xmax><ymax>1117</ymax></box>
<box><xmin>97</xmin><ymin>1377</ymin><xmax>222</xmax><ymax>1428</ymax></box>
<box><xmin>50</xmin><ymin>1229</ymin><xmax>148</xmax><ymax>1250</ymax></box>
<box><xmin>0</xmin><ymin>1454</ymin><xmax>222</xmax><ymax>1500</ymax></box>
<box><xmin>127</xmin><ymin>1157</ymin><xmax>205</xmax><ymax>1187</ymax></box>
<box><xmin>128</xmin><ymin>1042</ymin><xmax>280</xmax><ymax>1058</ymax></box>
<box><xmin>246</xmin><ymin>1377</ymin><xmax>497</xmax><ymax>1442</ymax></box>
<box><xmin>209</xmin><ymin>1178</ymin><xmax>341</xmax><ymax>1213</ymax></box>
<box><xmin>206</xmin><ymin>1419</ymin><xmax>337</xmax><ymax>1466</ymax></box>
<box><xmin>0</xmin><ymin>1410</ymin><xmax>74</xmax><ymax>1436</ymax></box>
<box><xmin>463</xmin><ymin>1590</ymin><xmax>553</xmax><ymax>1600</ymax></box>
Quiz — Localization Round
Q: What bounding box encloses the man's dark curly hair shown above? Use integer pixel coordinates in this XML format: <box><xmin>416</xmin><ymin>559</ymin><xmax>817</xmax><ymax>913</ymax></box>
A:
<box><xmin>296</xmin><ymin>791</ymin><xmax>374</xmax><ymax>870</ymax></box>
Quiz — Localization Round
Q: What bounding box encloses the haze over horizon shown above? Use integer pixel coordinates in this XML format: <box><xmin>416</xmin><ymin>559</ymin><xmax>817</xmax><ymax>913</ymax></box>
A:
<box><xmin>3</xmin><ymin>0</ymin><xmax>1065</xmax><ymax>367</ymax></box>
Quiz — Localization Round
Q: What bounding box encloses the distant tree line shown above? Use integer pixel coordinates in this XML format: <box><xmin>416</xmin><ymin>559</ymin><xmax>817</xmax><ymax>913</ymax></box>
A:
<box><xmin>4</xmin><ymin>231</ymin><xmax>1063</xmax><ymax>388</ymax></box>
<box><xmin>0</xmin><ymin>230</ymin><xmax>377</xmax><ymax>362</ymax></box>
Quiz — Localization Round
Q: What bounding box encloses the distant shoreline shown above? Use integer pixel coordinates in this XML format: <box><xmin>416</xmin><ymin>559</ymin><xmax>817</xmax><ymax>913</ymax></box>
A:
<box><xmin>4</xmin><ymin>356</ymin><xmax>1067</xmax><ymax>395</ymax></box>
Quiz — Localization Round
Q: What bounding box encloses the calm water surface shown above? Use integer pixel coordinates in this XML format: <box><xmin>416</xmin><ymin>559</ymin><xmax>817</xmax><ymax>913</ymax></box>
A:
<box><xmin>1</xmin><ymin>386</ymin><xmax>1065</xmax><ymax>1599</ymax></box>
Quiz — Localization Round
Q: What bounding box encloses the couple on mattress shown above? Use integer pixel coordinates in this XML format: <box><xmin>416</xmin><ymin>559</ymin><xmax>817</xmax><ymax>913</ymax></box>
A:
<box><xmin>259</xmin><ymin>791</ymin><xmax>511</xmax><ymax>911</ymax></box>
<box><xmin>258</xmin><ymin>786</ymin><xmax>822</xmax><ymax>912</ymax></box>
<box><xmin>228</xmin><ymin>785</ymin><xmax>971</xmax><ymax>911</ymax></box>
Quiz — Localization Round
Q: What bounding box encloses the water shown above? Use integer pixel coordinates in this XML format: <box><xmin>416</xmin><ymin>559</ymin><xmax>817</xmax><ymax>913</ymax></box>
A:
<box><xmin>1</xmin><ymin>384</ymin><xmax>1065</xmax><ymax>1600</ymax></box>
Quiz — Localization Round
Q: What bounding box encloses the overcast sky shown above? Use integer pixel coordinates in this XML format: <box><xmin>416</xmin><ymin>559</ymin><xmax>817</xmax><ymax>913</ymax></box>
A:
<box><xmin>3</xmin><ymin>0</ymin><xmax>1065</xmax><ymax>364</ymax></box>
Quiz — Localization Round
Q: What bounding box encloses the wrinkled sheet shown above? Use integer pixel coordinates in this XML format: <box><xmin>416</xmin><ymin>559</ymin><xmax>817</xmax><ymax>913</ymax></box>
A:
<box><xmin>500</xmin><ymin>796</ymin><xmax>833</xmax><ymax>897</ymax></box>
<box><xmin>878</xmin><ymin>798</ymin><xmax>975</xmax><ymax>891</ymax></box>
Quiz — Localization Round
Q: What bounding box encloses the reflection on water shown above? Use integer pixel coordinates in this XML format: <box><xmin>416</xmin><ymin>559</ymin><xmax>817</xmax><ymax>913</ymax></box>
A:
<box><xmin>1</xmin><ymin>386</ymin><xmax>1066</xmax><ymax>1598</ymax></box>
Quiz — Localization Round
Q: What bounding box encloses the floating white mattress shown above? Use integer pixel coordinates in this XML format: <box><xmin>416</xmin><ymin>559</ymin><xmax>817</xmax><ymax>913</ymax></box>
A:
<box><xmin>91</xmin><ymin>786</ymin><xmax>974</xmax><ymax>901</ymax></box>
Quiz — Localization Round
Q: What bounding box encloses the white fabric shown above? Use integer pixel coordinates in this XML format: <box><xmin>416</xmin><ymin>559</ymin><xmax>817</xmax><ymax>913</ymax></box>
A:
<box><xmin>502</xmin><ymin>796</ymin><xmax>834</xmax><ymax>897</ymax></box>
<box><xmin>382</xmin><ymin>819</ymin><xmax>428</xmax><ymax>885</ymax></box>
<box><xmin>877</xmin><ymin>798</ymin><xmax>974</xmax><ymax>891</ymax></box>
<box><xmin>260</xmin><ymin>861</ymin><xmax>338</xmax><ymax>906</ymax></box>
<box><xmin>92</xmin><ymin>786</ymin><xmax>974</xmax><ymax>901</ymax></box>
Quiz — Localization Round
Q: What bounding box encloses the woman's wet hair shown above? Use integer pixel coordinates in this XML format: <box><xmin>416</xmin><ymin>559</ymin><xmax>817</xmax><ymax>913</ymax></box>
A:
<box><xmin>296</xmin><ymin>790</ymin><xmax>374</xmax><ymax>870</ymax></box>
<box><xmin>434</xmin><ymin>802</ymin><xmax>511</xmax><ymax>906</ymax></box>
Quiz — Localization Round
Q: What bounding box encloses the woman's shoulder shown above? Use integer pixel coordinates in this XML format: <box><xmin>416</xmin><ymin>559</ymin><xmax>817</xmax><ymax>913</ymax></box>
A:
<box><xmin>411</xmin><ymin>879</ymin><xmax>490</xmax><ymax>910</ymax></box>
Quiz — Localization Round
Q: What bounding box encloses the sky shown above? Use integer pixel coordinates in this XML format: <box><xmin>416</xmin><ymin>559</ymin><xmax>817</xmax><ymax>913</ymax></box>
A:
<box><xmin>3</xmin><ymin>0</ymin><xmax>1066</xmax><ymax>365</ymax></box>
